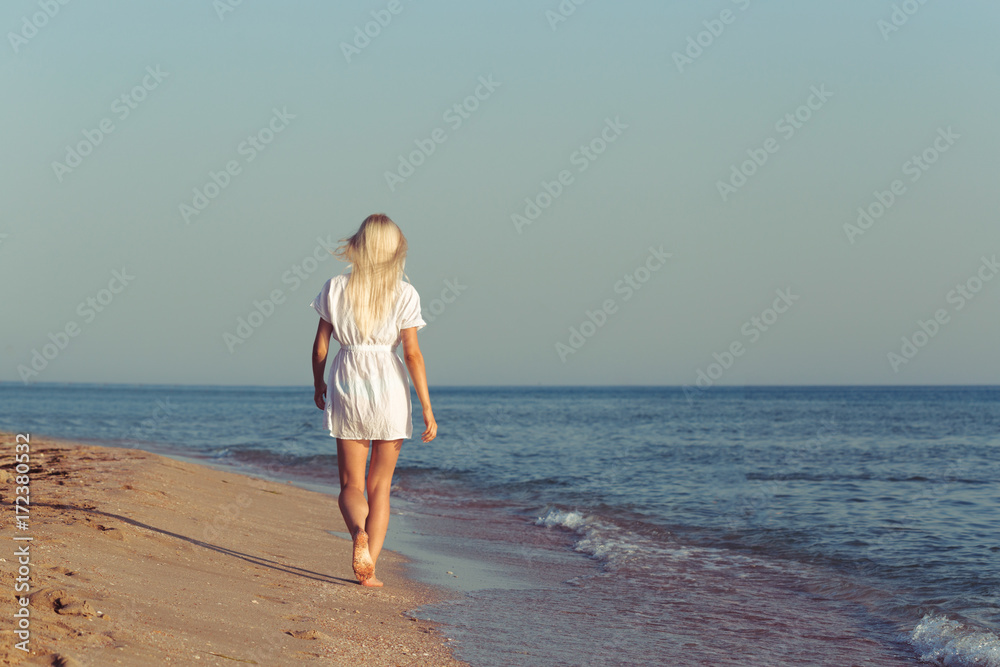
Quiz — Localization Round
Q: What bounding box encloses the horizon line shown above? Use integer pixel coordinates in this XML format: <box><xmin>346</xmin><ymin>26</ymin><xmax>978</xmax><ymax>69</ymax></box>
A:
<box><xmin>2</xmin><ymin>382</ymin><xmax>998</xmax><ymax>390</ymax></box>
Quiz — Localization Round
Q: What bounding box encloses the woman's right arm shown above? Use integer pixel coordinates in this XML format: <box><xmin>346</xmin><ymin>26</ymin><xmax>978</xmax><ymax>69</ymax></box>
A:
<box><xmin>401</xmin><ymin>327</ymin><xmax>437</xmax><ymax>442</ymax></box>
<box><xmin>312</xmin><ymin>317</ymin><xmax>333</xmax><ymax>410</ymax></box>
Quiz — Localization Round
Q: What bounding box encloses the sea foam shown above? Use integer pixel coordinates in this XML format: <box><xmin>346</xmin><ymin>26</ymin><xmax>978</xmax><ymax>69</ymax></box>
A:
<box><xmin>534</xmin><ymin>508</ymin><xmax>647</xmax><ymax>569</ymax></box>
<box><xmin>909</xmin><ymin>614</ymin><xmax>1000</xmax><ymax>666</ymax></box>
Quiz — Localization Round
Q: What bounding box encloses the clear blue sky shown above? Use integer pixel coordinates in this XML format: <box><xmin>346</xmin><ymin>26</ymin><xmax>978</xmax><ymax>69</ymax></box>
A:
<box><xmin>2</xmin><ymin>0</ymin><xmax>998</xmax><ymax>386</ymax></box>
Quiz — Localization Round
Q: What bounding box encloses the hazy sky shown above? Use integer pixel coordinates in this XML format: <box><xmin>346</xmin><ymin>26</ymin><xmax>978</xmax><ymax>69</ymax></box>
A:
<box><xmin>2</xmin><ymin>1</ymin><xmax>998</xmax><ymax>386</ymax></box>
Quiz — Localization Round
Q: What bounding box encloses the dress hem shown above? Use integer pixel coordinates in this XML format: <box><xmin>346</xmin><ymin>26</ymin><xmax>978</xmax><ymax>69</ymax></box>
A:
<box><xmin>327</xmin><ymin>431</ymin><xmax>412</xmax><ymax>440</ymax></box>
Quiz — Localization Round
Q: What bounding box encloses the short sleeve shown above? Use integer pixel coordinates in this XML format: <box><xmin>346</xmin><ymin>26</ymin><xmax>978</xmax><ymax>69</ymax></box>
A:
<box><xmin>310</xmin><ymin>278</ymin><xmax>333</xmax><ymax>323</ymax></box>
<box><xmin>398</xmin><ymin>283</ymin><xmax>427</xmax><ymax>331</ymax></box>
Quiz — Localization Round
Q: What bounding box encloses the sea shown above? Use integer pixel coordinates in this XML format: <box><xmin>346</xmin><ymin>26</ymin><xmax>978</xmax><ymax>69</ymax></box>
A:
<box><xmin>1</xmin><ymin>384</ymin><xmax>998</xmax><ymax>666</ymax></box>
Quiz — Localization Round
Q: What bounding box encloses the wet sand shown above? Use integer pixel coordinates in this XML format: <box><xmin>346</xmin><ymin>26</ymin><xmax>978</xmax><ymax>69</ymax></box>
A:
<box><xmin>0</xmin><ymin>432</ymin><xmax>466</xmax><ymax>666</ymax></box>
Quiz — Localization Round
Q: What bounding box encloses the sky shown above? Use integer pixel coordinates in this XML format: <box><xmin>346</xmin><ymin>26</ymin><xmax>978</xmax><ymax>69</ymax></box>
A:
<box><xmin>1</xmin><ymin>0</ymin><xmax>998</xmax><ymax>387</ymax></box>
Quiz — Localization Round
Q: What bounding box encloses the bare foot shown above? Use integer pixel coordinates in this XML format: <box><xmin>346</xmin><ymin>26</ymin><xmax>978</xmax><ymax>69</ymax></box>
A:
<box><xmin>360</xmin><ymin>575</ymin><xmax>383</xmax><ymax>587</ymax></box>
<box><xmin>352</xmin><ymin>528</ymin><xmax>374</xmax><ymax>582</ymax></box>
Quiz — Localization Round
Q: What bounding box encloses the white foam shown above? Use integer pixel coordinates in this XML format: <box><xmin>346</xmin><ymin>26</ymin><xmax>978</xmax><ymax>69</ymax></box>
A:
<box><xmin>536</xmin><ymin>508</ymin><xmax>586</xmax><ymax>531</ymax></box>
<box><xmin>909</xmin><ymin>614</ymin><xmax>1000</xmax><ymax>666</ymax></box>
<box><xmin>534</xmin><ymin>508</ymin><xmax>645</xmax><ymax>569</ymax></box>
<box><xmin>534</xmin><ymin>507</ymin><xmax>831</xmax><ymax>585</ymax></box>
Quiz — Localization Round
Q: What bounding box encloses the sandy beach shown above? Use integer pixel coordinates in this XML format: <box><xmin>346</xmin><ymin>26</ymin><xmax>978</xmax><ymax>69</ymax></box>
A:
<box><xmin>0</xmin><ymin>432</ymin><xmax>466</xmax><ymax>666</ymax></box>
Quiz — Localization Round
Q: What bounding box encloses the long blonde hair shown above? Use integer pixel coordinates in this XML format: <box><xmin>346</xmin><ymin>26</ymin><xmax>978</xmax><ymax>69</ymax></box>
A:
<box><xmin>334</xmin><ymin>213</ymin><xmax>408</xmax><ymax>341</ymax></box>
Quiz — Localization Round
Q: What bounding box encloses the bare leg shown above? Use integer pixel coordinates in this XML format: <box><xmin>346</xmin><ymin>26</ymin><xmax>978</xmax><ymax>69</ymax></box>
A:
<box><xmin>336</xmin><ymin>439</ymin><xmax>375</xmax><ymax>582</ymax></box>
<box><xmin>336</xmin><ymin>438</ymin><xmax>370</xmax><ymax>535</ymax></box>
<box><xmin>363</xmin><ymin>438</ymin><xmax>403</xmax><ymax>586</ymax></box>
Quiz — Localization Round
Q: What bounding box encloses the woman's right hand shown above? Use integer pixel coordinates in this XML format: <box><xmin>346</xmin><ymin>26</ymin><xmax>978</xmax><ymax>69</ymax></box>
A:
<box><xmin>314</xmin><ymin>382</ymin><xmax>328</xmax><ymax>410</ymax></box>
<box><xmin>421</xmin><ymin>409</ymin><xmax>437</xmax><ymax>443</ymax></box>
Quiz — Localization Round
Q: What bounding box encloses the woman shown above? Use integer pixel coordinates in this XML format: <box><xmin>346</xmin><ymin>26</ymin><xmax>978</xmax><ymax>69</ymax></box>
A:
<box><xmin>310</xmin><ymin>213</ymin><xmax>437</xmax><ymax>587</ymax></box>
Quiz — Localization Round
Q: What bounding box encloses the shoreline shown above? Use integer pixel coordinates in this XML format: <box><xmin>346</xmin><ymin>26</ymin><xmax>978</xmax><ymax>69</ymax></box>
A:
<box><xmin>0</xmin><ymin>431</ymin><xmax>466</xmax><ymax>666</ymax></box>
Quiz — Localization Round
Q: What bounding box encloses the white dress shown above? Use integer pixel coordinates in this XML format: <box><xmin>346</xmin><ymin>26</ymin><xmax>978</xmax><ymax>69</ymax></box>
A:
<box><xmin>310</xmin><ymin>273</ymin><xmax>427</xmax><ymax>440</ymax></box>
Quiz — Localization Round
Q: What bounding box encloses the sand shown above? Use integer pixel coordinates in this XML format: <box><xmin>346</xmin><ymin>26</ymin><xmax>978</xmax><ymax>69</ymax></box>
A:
<box><xmin>0</xmin><ymin>432</ymin><xmax>467</xmax><ymax>666</ymax></box>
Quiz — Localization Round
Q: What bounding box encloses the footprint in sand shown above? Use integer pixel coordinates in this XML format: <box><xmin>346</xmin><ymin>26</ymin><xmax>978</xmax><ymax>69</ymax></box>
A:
<box><xmin>56</xmin><ymin>599</ymin><xmax>97</xmax><ymax>617</ymax></box>
<box><xmin>285</xmin><ymin>629</ymin><xmax>332</xmax><ymax>641</ymax></box>
<box><xmin>96</xmin><ymin>524</ymin><xmax>126</xmax><ymax>541</ymax></box>
<box><xmin>28</xmin><ymin>588</ymin><xmax>98</xmax><ymax>617</ymax></box>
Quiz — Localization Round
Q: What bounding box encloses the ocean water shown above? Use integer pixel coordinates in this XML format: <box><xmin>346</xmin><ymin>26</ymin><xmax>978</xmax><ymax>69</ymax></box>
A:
<box><xmin>2</xmin><ymin>384</ymin><xmax>998</xmax><ymax>666</ymax></box>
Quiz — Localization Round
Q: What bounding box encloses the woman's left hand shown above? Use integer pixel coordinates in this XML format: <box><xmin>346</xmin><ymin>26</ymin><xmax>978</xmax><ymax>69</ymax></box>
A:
<box><xmin>314</xmin><ymin>382</ymin><xmax>328</xmax><ymax>410</ymax></box>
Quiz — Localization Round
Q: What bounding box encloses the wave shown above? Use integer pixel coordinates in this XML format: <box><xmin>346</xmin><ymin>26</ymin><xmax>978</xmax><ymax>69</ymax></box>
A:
<box><xmin>211</xmin><ymin>448</ymin><xmax>480</xmax><ymax>488</ymax></box>
<box><xmin>908</xmin><ymin>614</ymin><xmax>1000</xmax><ymax>666</ymax></box>
<box><xmin>532</xmin><ymin>507</ymin><xmax>812</xmax><ymax>596</ymax></box>
<box><xmin>534</xmin><ymin>508</ymin><xmax>650</xmax><ymax>569</ymax></box>
<box><xmin>745</xmin><ymin>471</ymin><xmax>987</xmax><ymax>484</ymax></box>
<box><xmin>531</xmin><ymin>507</ymin><xmax>719</xmax><ymax>574</ymax></box>
<box><xmin>210</xmin><ymin>447</ymin><xmax>337</xmax><ymax>473</ymax></box>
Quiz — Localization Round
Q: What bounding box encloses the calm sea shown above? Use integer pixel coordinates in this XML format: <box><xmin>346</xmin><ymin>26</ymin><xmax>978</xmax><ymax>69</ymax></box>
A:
<box><xmin>1</xmin><ymin>384</ymin><xmax>998</xmax><ymax>666</ymax></box>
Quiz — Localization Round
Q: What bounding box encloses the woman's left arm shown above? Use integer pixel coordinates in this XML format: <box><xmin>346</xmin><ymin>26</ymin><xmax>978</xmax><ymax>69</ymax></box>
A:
<box><xmin>312</xmin><ymin>317</ymin><xmax>333</xmax><ymax>410</ymax></box>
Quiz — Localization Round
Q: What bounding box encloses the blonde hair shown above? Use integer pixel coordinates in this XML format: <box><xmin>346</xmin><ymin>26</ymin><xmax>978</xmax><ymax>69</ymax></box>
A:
<box><xmin>334</xmin><ymin>213</ymin><xmax>409</xmax><ymax>341</ymax></box>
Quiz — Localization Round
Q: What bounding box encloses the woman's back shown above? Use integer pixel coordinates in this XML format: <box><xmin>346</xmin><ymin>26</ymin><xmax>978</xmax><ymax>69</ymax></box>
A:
<box><xmin>314</xmin><ymin>273</ymin><xmax>424</xmax><ymax>349</ymax></box>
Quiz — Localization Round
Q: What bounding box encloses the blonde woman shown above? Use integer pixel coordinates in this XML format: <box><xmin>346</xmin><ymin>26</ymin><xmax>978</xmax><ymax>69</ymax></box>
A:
<box><xmin>310</xmin><ymin>214</ymin><xmax>437</xmax><ymax>587</ymax></box>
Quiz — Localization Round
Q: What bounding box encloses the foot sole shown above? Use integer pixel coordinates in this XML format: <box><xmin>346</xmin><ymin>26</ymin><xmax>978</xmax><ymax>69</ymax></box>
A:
<box><xmin>352</xmin><ymin>529</ymin><xmax>375</xmax><ymax>582</ymax></box>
